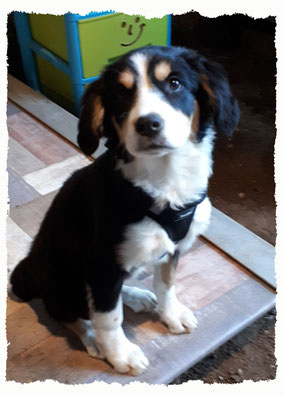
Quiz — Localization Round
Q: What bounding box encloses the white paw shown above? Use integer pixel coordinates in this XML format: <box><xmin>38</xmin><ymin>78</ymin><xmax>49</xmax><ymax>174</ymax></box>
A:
<box><xmin>109</xmin><ymin>339</ymin><xmax>149</xmax><ymax>375</ymax></box>
<box><xmin>160</xmin><ymin>301</ymin><xmax>198</xmax><ymax>334</ymax></box>
<box><xmin>122</xmin><ymin>286</ymin><xmax>157</xmax><ymax>313</ymax></box>
<box><xmin>96</xmin><ymin>327</ymin><xmax>149</xmax><ymax>376</ymax></box>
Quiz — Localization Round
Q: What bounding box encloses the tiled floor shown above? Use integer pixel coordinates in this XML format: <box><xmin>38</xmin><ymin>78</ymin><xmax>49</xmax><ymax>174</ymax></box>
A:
<box><xmin>6</xmin><ymin>101</ymin><xmax>90</xmax><ymax>277</ymax></box>
<box><xmin>6</xmin><ymin>99</ymin><xmax>275</xmax><ymax>384</ymax></box>
<box><xmin>7</xmin><ymin>102</ymin><xmax>90</xmax><ymax>205</ymax></box>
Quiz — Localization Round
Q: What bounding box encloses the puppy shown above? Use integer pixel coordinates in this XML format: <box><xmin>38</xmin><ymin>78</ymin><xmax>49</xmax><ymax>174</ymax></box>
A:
<box><xmin>10</xmin><ymin>46</ymin><xmax>239</xmax><ymax>376</ymax></box>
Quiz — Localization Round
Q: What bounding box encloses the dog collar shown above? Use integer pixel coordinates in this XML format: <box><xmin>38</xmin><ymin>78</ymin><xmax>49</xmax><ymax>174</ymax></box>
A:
<box><xmin>146</xmin><ymin>192</ymin><xmax>207</xmax><ymax>243</ymax></box>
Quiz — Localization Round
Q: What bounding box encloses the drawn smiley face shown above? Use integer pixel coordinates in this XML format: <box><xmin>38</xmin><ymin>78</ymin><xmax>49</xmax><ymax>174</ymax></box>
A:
<box><xmin>120</xmin><ymin>17</ymin><xmax>146</xmax><ymax>47</ymax></box>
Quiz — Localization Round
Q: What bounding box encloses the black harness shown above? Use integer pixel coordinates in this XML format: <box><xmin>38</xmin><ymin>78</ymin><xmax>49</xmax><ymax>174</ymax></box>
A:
<box><xmin>112</xmin><ymin>165</ymin><xmax>207</xmax><ymax>244</ymax></box>
<box><xmin>146</xmin><ymin>192</ymin><xmax>207</xmax><ymax>243</ymax></box>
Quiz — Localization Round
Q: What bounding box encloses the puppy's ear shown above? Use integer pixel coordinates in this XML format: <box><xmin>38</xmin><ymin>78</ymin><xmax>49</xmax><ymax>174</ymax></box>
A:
<box><xmin>77</xmin><ymin>78</ymin><xmax>105</xmax><ymax>155</ymax></box>
<box><xmin>181</xmin><ymin>49</ymin><xmax>240</xmax><ymax>137</ymax></box>
<box><xmin>199</xmin><ymin>58</ymin><xmax>240</xmax><ymax>136</ymax></box>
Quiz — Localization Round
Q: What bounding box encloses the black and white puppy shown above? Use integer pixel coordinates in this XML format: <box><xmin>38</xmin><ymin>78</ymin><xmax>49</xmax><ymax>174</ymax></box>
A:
<box><xmin>10</xmin><ymin>46</ymin><xmax>239</xmax><ymax>376</ymax></box>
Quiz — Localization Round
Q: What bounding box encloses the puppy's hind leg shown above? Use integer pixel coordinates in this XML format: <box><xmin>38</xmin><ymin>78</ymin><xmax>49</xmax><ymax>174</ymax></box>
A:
<box><xmin>64</xmin><ymin>319</ymin><xmax>104</xmax><ymax>359</ymax></box>
<box><xmin>10</xmin><ymin>257</ymin><xmax>39</xmax><ymax>302</ymax></box>
<box><xmin>122</xmin><ymin>285</ymin><xmax>157</xmax><ymax>313</ymax></box>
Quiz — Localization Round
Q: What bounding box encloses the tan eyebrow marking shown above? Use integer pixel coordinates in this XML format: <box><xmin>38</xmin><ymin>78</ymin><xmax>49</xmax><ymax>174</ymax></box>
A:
<box><xmin>118</xmin><ymin>69</ymin><xmax>135</xmax><ymax>89</ymax></box>
<box><xmin>154</xmin><ymin>61</ymin><xmax>172</xmax><ymax>81</ymax></box>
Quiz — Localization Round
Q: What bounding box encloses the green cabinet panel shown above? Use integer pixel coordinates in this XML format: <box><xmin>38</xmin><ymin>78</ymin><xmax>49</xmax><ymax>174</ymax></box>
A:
<box><xmin>35</xmin><ymin>55</ymin><xmax>73</xmax><ymax>105</ymax></box>
<box><xmin>29</xmin><ymin>14</ymin><xmax>68</xmax><ymax>62</ymax></box>
<box><xmin>18</xmin><ymin>12</ymin><xmax>170</xmax><ymax>114</ymax></box>
<box><xmin>78</xmin><ymin>14</ymin><xmax>169</xmax><ymax>78</ymax></box>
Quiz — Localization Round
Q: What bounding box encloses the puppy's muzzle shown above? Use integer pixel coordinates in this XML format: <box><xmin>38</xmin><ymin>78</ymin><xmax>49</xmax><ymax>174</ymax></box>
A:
<box><xmin>135</xmin><ymin>113</ymin><xmax>164</xmax><ymax>137</ymax></box>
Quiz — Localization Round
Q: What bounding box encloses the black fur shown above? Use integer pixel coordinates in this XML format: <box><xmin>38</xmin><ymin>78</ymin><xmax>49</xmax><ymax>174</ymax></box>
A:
<box><xmin>178</xmin><ymin>47</ymin><xmax>240</xmax><ymax>138</ymax></box>
<box><xmin>10</xmin><ymin>151</ymin><xmax>154</xmax><ymax>321</ymax></box>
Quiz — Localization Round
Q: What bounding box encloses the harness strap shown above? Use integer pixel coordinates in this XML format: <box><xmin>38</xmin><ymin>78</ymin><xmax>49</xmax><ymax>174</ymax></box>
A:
<box><xmin>146</xmin><ymin>192</ymin><xmax>207</xmax><ymax>243</ymax></box>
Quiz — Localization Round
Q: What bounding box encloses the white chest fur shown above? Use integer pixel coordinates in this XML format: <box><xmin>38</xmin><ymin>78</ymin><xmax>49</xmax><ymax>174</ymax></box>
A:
<box><xmin>117</xmin><ymin>132</ymin><xmax>214</xmax><ymax>273</ymax></box>
<box><xmin>117</xmin><ymin>134</ymin><xmax>214</xmax><ymax>210</ymax></box>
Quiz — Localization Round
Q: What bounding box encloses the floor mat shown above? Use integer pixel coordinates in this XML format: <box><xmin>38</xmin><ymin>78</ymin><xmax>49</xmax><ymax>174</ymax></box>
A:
<box><xmin>6</xmin><ymin>94</ymin><xmax>275</xmax><ymax>384</ymax></box>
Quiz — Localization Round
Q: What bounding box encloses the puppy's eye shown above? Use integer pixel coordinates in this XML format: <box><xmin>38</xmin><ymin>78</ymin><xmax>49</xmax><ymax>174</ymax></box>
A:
<box><xmin>168</xmin><ymin>77</ymin><xmax>182</xmax><ymax>91</ymax></box>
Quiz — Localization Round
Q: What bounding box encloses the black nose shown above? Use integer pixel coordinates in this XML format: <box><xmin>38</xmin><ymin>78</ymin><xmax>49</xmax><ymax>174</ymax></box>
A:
<box><xmin>135</xmin><ymin>113</ymin><xmax>164</xmax><ymax>137</ymax></box>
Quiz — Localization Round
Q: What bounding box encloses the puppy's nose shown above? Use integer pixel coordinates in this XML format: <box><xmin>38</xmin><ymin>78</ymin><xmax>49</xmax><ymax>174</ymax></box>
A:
<box><xmin>135</xmin><ymin>113</ymin><xmax>164</xmax><ymax>137</ymax></box>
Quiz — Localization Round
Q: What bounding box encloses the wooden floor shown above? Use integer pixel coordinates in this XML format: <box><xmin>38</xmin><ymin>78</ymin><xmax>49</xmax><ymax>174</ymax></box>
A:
<box><xmin>6</xmin><ymin>92</ymin><xmax>276</xmax><ymax>384</ymax></box>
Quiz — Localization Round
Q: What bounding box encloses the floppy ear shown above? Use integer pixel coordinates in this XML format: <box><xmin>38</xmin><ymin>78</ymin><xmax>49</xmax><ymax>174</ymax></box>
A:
<box><xmin>180</xmin><ymin>49</ymin><xmax>240</xmax><ymax>137</ymax></box>
<box><xmin>199</xmin><ymin>58</ymin><xmax>240</xmax><ymax>136</ymax></box>
<box><xmin>77</xmin><ymin>78</ymin><xmax>105</xmax><ymax>155</ymax></box>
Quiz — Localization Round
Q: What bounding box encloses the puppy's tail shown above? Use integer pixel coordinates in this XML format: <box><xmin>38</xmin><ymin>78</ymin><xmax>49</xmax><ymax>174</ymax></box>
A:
<box><xmin>10</xmin><ymin>257</ymin><xmax>39</xmax><ymax>301</ymax></box>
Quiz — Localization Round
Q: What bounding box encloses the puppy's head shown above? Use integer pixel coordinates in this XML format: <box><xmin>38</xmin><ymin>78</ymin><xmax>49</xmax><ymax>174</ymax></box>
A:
<box><xmin>78</xmin><ymin>46</ymin><xmax>240</xmax><ymax>157</ymax></box>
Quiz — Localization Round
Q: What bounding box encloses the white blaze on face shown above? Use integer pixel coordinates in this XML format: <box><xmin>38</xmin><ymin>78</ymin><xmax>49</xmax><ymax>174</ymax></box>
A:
<box><xmin>124</xmin><ymin>53</ymin><xmax>194</xmax><ymax>157</ymax></box>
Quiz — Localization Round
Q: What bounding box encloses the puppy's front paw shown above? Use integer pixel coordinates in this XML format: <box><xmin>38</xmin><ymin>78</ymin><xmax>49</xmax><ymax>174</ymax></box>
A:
<box><xmin>96</xmin><ymin>327</ymin><xmax>149</xmax><ymax>376</ymax></box>
<box><xmin>109</xmin><ymin>339</ymin><xmax>149</xmax><ymax>376</ymax></box>
<box><xmin>160</xmin><ymin>301</ymin><xmax>198</xmax><ymax>334</ymax></box>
